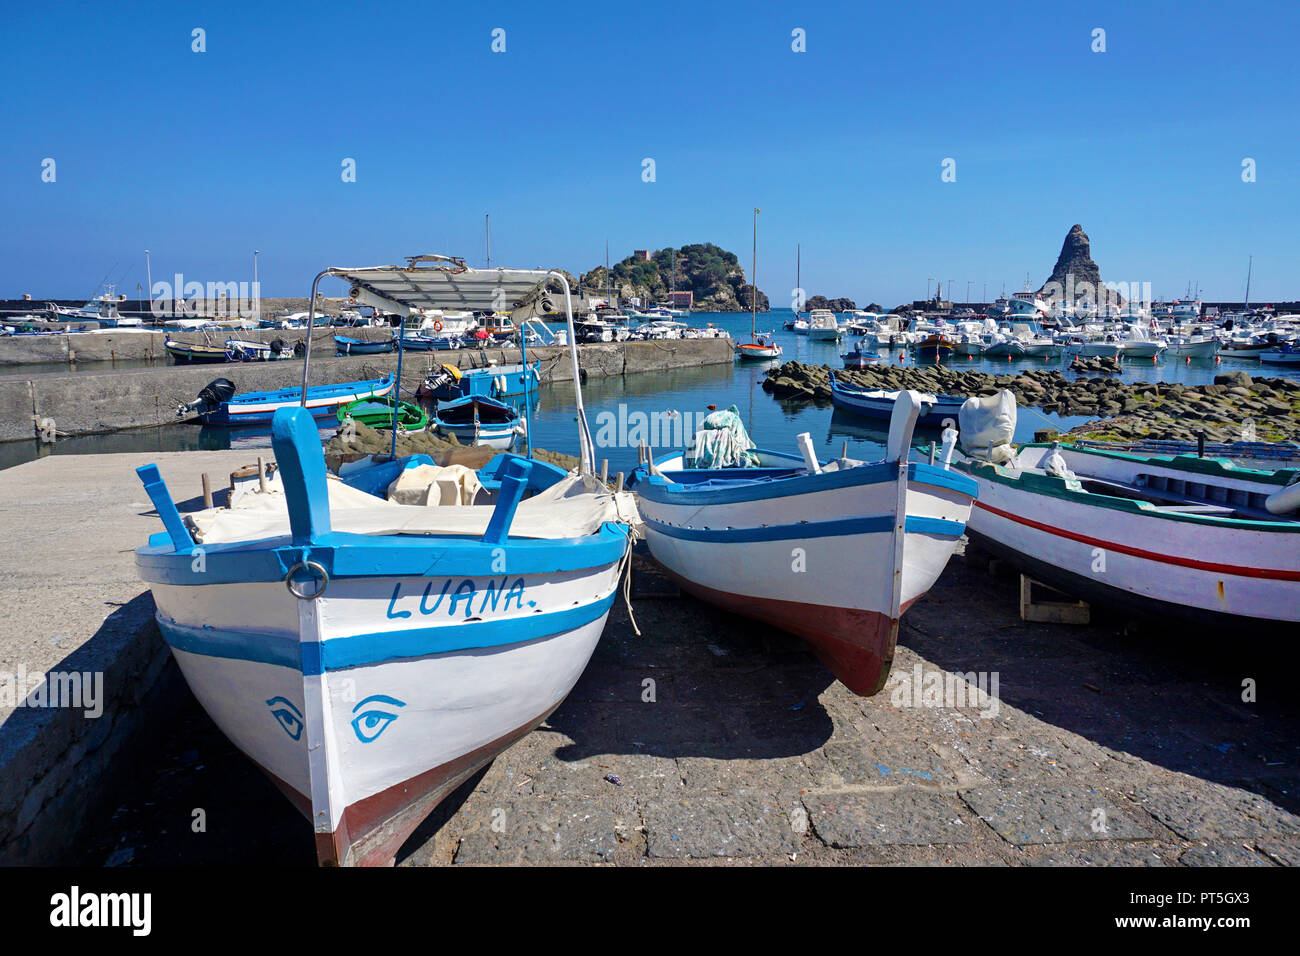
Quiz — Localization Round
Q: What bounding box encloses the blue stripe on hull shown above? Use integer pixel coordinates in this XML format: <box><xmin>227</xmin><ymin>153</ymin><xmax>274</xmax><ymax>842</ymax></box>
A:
<box><xmin>159</xmin><ymin>592</ymin><xmax>616</xmax><ymax>673</ymax></box>
<box><xmin>643</xmin><ymin>513</ymin><xmax>965</xmax><ymax>542</ymax></box>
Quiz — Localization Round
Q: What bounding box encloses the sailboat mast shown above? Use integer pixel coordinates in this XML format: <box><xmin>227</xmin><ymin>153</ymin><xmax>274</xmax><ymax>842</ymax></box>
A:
<box><xmin>1244</xmin><ymin>255</ymin><xmax>1253</xmax><ymax>311</ymax></box>
<box><xmin>796</xmin><ymin>243</ymin><xmax>801</xmax><ymax>316</ymax></box>
<box><xmin>751</xmin><ymin>208</ymin><xmax>759</xmax><ymax>339</ymax></box>
<box><xmin>485</xmin><ymin>214</ymin><xmax>491</xmax><ymax>268</ymax></box>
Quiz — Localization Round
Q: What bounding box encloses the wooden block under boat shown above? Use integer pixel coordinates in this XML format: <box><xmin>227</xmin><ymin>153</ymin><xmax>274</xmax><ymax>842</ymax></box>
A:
<box><xmin>1019</xmin><ymin>575</ymin><xmax>1090</xmax><ymax>625</ymax></box>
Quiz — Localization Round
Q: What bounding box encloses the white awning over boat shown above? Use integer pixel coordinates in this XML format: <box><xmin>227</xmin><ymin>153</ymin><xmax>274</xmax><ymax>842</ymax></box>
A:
<box><xmin>325</xmin><ymin>255</ymin><xmax>556</xmax><ymax>314</ymax></box>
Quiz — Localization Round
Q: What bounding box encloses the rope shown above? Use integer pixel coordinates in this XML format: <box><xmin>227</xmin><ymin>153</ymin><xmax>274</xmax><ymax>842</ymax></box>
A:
<box><xmin>618</xmin><ymin>530</ymin><xmax>641</xmax><ymax>637</ymax></box>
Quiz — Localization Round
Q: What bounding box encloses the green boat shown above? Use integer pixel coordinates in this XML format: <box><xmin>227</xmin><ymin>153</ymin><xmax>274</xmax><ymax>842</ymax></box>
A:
<box><xmin>336</xmin><ymin>393</ymin><xmax>429</xmax><ymax>431</ymax></box>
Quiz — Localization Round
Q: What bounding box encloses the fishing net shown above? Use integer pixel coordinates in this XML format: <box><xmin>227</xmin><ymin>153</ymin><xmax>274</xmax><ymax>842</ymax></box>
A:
<box><xmin>685</xmin><ymin>404</ymin><xmax>760</xmax><ymax>469</ymax></box>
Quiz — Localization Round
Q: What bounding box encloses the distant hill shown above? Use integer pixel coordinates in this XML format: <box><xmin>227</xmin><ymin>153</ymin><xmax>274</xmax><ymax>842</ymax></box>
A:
<box><xmin>581</xmin><ymin>243</ymin><xmax>768</xmax><ymax>311</ymax></box>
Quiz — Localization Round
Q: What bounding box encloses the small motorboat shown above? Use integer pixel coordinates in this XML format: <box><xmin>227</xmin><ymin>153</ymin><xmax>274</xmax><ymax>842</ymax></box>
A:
<box><xmin>178</xmin><ymin>374</ymin><xmax>396</xmax><ymax>426</ymax></box>
<box><xmin>913</xmin><ymin>333</ymin><xmax>955</xmax><ymax>362</ymax></box>
<box><xmin>432</xmin><ymin>394</ymin><xmax>524</xmax><ymax>449</ymax></box>
<box><xmin>829</xmin><ymin>372</ymin><xmax>967</xmax><ymax>426</ymax></box>
<box><xmin>417</xmin><ymin>362</ymin><xmax>540</xmax><ymax>403</ymax></box>
<box><xmin>334</xmin><ymin>334</ymin><xmax>395</xmax><ymax>355</ymax></box>
<box><xmin>165</xmin><ymin>339</ymin><xmax>230</xmax><ymax>364</ymax></box>
<box><xmin>225</xmin><ymin>338</ymin><xmax>296</xmax><ymax>362</ymax></box>
<box><xmin>336</xmin><ymin>393</ymin><xmax>429</xmax><ymax>431</ymax></box>
<box><xmin>1259</xmin><ymin>343</ymin><xmax>1300</xmax><ymax>365</ymax></box>
<box><xmin>842</xmin><ymin>340</ymin><xmax>878</xmax><ymax>369</ymax></box>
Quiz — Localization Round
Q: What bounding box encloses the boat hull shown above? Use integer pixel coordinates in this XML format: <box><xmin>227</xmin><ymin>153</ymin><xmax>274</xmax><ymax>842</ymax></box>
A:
<box><xmin>199</xmin><ymin>376</ymin><xmax>395</xmax><ymax>426</ymax></box>
<box><xmin>960</xmin><ymin>456</ymin><xmax>1300</xmax><ymax>631</ymax></box>
<box><xmin>830</xmin><ymin>382</ymin><xmax>966</xmax><ymax>426</ymax></box>
<box><xmin>636</xmin><ymin>459</ymin><xmax>976</xmax><ymax>694</ymax></box>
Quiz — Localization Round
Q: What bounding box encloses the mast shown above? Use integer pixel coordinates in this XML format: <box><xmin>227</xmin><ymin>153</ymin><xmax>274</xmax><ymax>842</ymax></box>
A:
<box><xmin>1244</xmin><ymin>255</ymin><xmax>1253</xmax><ymax>311</ymax></box>
<box><xmin>485</xmin><ymin>214</ymin><xmax>491</xmax><ymax>269</ymax></box>
<box><xmin>796</xmin><ymin>243</ymin><xmax>801</xmax><ymax>316</ymax></box>
<box><xmin>751</xmin><ymin>208</ymin><xmax>760</xmax><ymax>340</ymax></box>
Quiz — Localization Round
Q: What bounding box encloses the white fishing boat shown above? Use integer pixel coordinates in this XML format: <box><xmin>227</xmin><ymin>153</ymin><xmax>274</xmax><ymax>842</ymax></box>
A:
<box><xmin>953</xmin><ymin>392</ymin><xmax>1300</xmax><ymax>633</ymax></box>
<box><xmin>632</xmin><ymin>394</ymin><xmax>977</xmax><ymax>695</ymax></box>
<box><xmin>134</xmin><ymin>254</ymin><xmax>638</xmax><ymax>866</ymax></box>
<box><xmin>1165</xmin><ymin>334</ymin><xmax>1221</xmax><ymax>359</ymax></box>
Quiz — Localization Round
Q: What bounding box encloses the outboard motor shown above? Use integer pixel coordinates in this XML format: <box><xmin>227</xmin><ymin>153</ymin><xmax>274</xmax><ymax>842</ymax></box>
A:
<box><xmin>177</xmin><ymin>378</ymin><xmax>237</xmax><ymax>417</ymax></box>
<box><xmin>269</xmin><ymin>337</ymin><xmax>286</xmax><ymax>356</ymax></box>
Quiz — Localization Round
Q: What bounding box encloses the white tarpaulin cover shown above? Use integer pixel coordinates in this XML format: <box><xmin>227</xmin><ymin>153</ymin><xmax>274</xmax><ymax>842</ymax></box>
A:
<box><xmin>959</xmin><ymin>390</ymin><xmax>1018</xmax><ymax>464</ymax></box>
<box><xmin>328</xmin><ymin>257</ymin><xmax>555</xmax><ymax>313</ymax></box>
<box><xmin>189</xmin><ymin>471</ymin><xmax>642</xmax><ymax>544</ymax></box>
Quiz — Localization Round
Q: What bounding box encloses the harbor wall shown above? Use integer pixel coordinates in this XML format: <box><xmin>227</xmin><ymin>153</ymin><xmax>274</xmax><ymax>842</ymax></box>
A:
<box><xmin>0</xmin><ymin>337</ymin><xmax>735</xmax><ymax>443</ymax></box>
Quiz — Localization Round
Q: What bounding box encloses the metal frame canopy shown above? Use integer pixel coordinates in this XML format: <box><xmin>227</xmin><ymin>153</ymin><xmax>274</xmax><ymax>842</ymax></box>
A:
<box><xmin>300</xmin><ymin>255</ymin><xmax>594</xmax><ymax>473</ymax></box>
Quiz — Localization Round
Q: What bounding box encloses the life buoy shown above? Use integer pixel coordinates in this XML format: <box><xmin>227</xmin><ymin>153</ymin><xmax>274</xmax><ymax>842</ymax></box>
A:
<box><xmin>433</xmin><ymin>320</ymin><xmax>443</xmax><ymax>332</ymax></box>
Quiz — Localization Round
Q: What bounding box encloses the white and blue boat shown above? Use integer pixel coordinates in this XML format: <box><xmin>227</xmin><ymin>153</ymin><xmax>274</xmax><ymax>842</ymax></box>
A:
<box><xmin>418</xmin><ymin>361</ymin><xmax>541</xmax><ymax>404</ymax></box>
<box><xmin>432</xmin><ymin>394</ymin><xmax>523</xmax><ymax>450</ymax></box>
<box><xmin>135</xmin><ymin>255</ymin><xmax>636</xmax><ymax>866</ymax></box>
<box><xmin>334</xmin><ymin>334</ymin><xmax>395</xmax><ymax>355</ymax></box>
<box><xmin>632</xmin><ymin>394</ymin><xmax>976</xmax><ymax>695</ymax></box>
<box><xmin>180</xmin><ymin>374</ymin><xmax>396</xmax><ymax>427</ymax></box>
<box><xmin>829</xmin><ymin>372</ymin><xmax>968</xmax><ymax>426</ymax></box>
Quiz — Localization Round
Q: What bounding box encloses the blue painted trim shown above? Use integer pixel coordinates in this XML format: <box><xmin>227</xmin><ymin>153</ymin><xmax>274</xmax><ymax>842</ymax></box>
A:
<box><xmin>135</xmin><ymin>464</ymin><xmax>195</xmax><ymax>553</ymax></box>
<box><xmin>636</xmin><ymin>460</ymin><xmax>898</xmax><ymax>507</ymax></box>
<box><xmin>157</xmin><ymin>592</ymin><xmax>616</xmax><ymax>673</ymax></box>
<box><xmin>908</xmin><ymin>462</ymin><xmax>979</xmax><ymax>498</ymax></box>
<box><xmin>484</xmin><ymin>458</ymin><xmax>532</xmax><ymax>544</ymax></box>
<box><xmin>643</xmin><ymin>513</ymin><xmax>894</xmax><ymax>542</ymax></box>
<box><xmin>135</xmin><ymin>523</ymin><xmax>630</xmax><ymax>586</ymax></box>
<box><xmin>903</xmin><ymin>515</ymin><xmax>967</xmax><ymax>538</ymax></box>
<box><xmin>271</xmin><ymin>406</ymin><xmax>332</xmax><ymax>545</ymax></box>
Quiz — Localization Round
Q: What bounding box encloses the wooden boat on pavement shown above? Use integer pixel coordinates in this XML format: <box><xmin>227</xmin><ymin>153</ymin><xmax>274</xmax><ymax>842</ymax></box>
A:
<box><xmin>166</xmin><ymin>338</ymin><xmax>230</xmax><ymax>364</ymax></box>
<box><xmin>136</xmin><ymin>254</ymin><xmax>637</xmax><ymax>866</ymax></box>
<box><xmin>632</xmin><ymin>394</ymin><xmax>977</xmax><ymax>695</ymax></box>
<box><xmin>953</xmin><ymin>392</ymin><xmax>1300</xmax><ymax>633</ymax></box>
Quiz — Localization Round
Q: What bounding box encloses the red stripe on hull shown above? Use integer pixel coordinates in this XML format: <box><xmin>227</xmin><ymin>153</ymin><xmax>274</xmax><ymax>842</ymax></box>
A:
<box><xmin>316</xmin><ymin>705</ymin><xmax>560</xmax><ymax>867</ymax></box>
<box><xmin>660</xmin><ymin>569</ymin><xmax>905</xmax><ymax>696</ymax></box>
<box><xmin>975</xmin><ymin>500</ymin><xmax>1300</xmax><ymax>581</ymax></box>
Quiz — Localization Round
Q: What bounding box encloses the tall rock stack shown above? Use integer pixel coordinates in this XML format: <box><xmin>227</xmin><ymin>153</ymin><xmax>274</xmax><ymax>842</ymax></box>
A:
<box><xmin>1036</xmin><ymin>224</ymin><xmax>1124</xmax><ymax>307</ymax></box>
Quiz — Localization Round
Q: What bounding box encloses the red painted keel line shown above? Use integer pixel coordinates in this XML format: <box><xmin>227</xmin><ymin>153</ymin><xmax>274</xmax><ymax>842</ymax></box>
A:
<box><xmin>975</xmin><ymin>501</ymin><xmax>1300</xmax><ymax>582</ymax></box>
<box><xmin>660</xmin><ymin>569</ymin><xmax>905</xmax><ymax>696</ymax></box>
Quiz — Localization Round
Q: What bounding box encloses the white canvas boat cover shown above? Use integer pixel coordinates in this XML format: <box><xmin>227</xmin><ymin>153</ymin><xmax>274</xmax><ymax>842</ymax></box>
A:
<box><xmin>189</xmin><ymin>471</ymin><xmax>642</xmax><ymax>545</ymax></box>
<box><xmin>326</xmin><ymin>256</ymin><xmax>554</xmax><ymax>313</ymax></box>
<box><xmin>959</xmin><ymin>390</ymin><xmax>1018</xmax><ymax>464</ymax></box>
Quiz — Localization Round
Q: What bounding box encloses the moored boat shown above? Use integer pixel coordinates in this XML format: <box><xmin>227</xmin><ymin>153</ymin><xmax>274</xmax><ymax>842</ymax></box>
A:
<box><xmin>431</xmin><ymin>394</ymin><xmax>523</xmax><ymax>449</ymax></box>
<box><xmin>829</xmin><ymin>372</ymin><xmax>967</xmax><ymax>426</ymax></box>
<box><xmin>334</xmin><ymin>334</ymin><xmax>395</xmax><ymax>355</ymax></box>
<box><xmin>166</xmin><ymin>339</ymin><xmax>230</xmax><ymax>364</ymax></box>
<box><xmin>632</xmin><ymin>394</ymin><xmax>977</xmax><ymax>695</ymax></box>
<box><xmin>336</xmin><ymin>393</ymin><xmax>428</xmax><ymax>431</ymax></box>
<box><xmin>179</xmin><ymin>374</ymin><xmax>396</xmax><ymax>426</ymax></box>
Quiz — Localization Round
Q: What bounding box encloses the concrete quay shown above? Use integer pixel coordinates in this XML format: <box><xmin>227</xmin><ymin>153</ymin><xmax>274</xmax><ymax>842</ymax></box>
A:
<box><xmin>0</xmin><ymin>337</ymin><xmax>735</xmax><ymax>443</ymax></box>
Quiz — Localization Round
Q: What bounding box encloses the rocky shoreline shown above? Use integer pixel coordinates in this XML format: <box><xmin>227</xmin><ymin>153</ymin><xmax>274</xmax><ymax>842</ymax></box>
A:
<box><xmin>762</xmin><ymin>361</ymin><xmax>1300</xmax><ymax>444</ymax></box>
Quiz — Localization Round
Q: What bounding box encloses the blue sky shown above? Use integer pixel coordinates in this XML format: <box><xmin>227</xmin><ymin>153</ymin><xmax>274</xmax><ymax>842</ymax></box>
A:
<box><xmin>2</xmin><ymin>0</ymin><xmax>1296</xmax><ymax>305</ymax></box>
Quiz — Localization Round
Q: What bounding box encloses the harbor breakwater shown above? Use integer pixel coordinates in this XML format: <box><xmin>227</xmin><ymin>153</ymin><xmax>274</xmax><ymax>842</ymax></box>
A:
<box><xmin>0</xmin><ymin>336</ymin><xmax>735</xmax><ymax>443</ymax></box>
<box><xmin>763</xmin><ymin>361</ymin><xmax>1300</xmax><ymax>444</ymax></box>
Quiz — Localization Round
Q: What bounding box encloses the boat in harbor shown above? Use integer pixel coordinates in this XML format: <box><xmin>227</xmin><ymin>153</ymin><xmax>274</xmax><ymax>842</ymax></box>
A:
<box><xmin>842</xmin><ymin>339</ymin><xmax>878</xmax><ymax>369</ymax></box>
<box><xmin>1260</xmin><ymin>343</ymin><xmax>1300</xmax><ymax>365</ymax></box>
<box><xmin>178</xmin><ymin>374</ymin><xmax>396</xmax><ymax>426</ymax></box>
<box><xmin>336</xmin><ymin>393</ymin><xmax>428</xmax><ymax>431</ymax></box>
<box><xmin>165</xmin><ymin>339</ymin><xmax>231</xmax><ymax>364</ymax></box>
<box><xmin>953</xmin><ymin>393</ymin><xmax>1300</xmax><ymax>633</ymax></box>
<box><xmin>136</xmin><ymin>255</ymin><xmax>637</xmax><ymax>866</ymax></box>
<box><xmin>805</xmin><ymin>309</ymin><xmax>842</xmax><ymax>341</ymax></box>
<box><xmin>632</xmin><ymin>392</ymin><xmax>977</xmax><ymax>695</ymax></box>
<box><xmin>912</xmin><ymin>332</ymin><xmax>955</xmax><ymax>362</ymax></box>
<box><xmin>416</xmin><ymin>361</ymin><xmax>540</xmax><ymax>404</ymax></box>
<box><xmin>334</xmin><ymin>334</ymin><xmax>395</xmax><ymax>355</ymax></box>
<box><xmin>829</xmin><ymin>372</ymin><xmax>968</xmax><ymax>426</ymax></box>
<box><xmin>431</xmin><ymin>394</ymin><xmax>524</xmax><ymax>449</ymax></box>
<box><xmin>1165</xmin><ymin>334</ymin><xmax>1221</xmax><ymax>360</ymax></box>
<box><xmin>226</xmin><ymin>338</ymin><xmax>297</xmax><ymax>362</ymax></box>
<box><xmin>734</xmin><ymin>209</ymin><xmax>783</xmax><ymax>361</ymax></box>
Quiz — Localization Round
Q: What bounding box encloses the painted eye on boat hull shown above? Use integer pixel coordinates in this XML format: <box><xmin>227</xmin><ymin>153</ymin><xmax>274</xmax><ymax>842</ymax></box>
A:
<box><xmin>351</xmin><ymin>694</ymin><xmax>407</xmax><ymax>743</ymax></box>
<box><xmin>266</xmin><ymin>696</ymin><xmax>304</xmax><ymax>741</ymax></box>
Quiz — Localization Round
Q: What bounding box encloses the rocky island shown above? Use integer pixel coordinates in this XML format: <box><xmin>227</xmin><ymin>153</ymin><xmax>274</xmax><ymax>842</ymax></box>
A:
<box><xmin>580</xmin><ymin>244</ymin><xmax>767</xmax><ymax>312</ymax></box>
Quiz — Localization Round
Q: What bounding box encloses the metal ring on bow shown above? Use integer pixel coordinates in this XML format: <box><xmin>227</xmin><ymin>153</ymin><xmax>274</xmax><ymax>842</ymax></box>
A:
<box><xmin>284</xmin><ymin>561</ymin><xmax>329</xmax><ymax>600</ymax></box>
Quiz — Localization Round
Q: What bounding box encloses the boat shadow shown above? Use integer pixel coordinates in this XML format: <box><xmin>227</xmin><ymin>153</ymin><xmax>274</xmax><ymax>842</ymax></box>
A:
<box><xmin>902</xmin><ymin>553</ymin><xmax>1300</xmax><ymax>814</ymax></box>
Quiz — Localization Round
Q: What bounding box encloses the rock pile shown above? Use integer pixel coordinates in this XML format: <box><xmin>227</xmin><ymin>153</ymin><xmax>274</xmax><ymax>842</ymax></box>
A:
<box><xmin>761</xmin><ymin>361</ymin><xmax>1300</xmax><ymax>443</ymax></box>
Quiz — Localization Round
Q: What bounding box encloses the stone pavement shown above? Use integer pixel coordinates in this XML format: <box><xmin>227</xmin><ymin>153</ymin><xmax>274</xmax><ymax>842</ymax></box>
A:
<box><xmin>81</xmin><ymin>545</ymin><xmax>1300</xmax><ymax>867</ymax></box>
